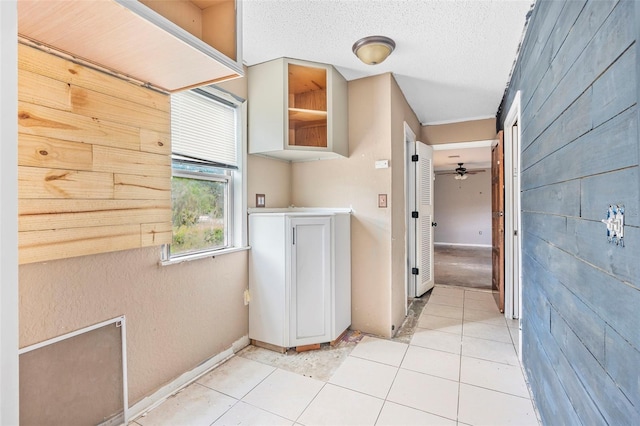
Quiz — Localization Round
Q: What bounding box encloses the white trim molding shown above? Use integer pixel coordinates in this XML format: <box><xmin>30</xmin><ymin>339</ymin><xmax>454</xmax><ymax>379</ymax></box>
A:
<box><xmin>430</xmin><ymin>139</ymin><xmax>497</xmax><ymax>151</ymax></box>
<box><xmin>503</xmin><ymin>90</ymin><xmax>523</xmax><ymax>361</ymax></box>
<box><xmin>1</xmin><ymin>2</ymin><xmax>19</xmax><ymax>424</ymax></box>
<box><xmin>434</xmin><ymin>242</ymin><xmax>492</xmax><ymax>248</ymax></box>
<box><xmin>128</xmin><ymin>335</ymin><xmax>250</xmax><ymax>422</ymax></box>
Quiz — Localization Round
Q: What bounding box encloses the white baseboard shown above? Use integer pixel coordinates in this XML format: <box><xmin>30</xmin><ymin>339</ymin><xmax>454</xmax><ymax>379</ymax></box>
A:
<box><xmin>435</xmin><ymin>242</ymin><xmax>492</xmax><ymax>248</ymax></box>
<box><xmin>127</xmin><ymin>335</ymin><xmax>250</xmax><ymax>423</ymax></box>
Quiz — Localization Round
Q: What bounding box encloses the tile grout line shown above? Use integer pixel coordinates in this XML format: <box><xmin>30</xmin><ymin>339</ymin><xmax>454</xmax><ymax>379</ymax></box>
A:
<box><xmin>456</xmin><ymin>289</ymin><xmax>468</xmax><ymax>423</ymax></box>
<box><xmin>416</xmin><ymin>288</ymin><xmax>464</xmax><ymax>424</ymax></box>
<box><xmin>457</xmin><ymin>381</ymin><xmax>533</xmax><ymax>400</ymax></box>
<box><xmin>208</xmin><ymin>396</ymin><xmax>242</xmax><ymax>426</ymax></box>
<box><xmin>154</xmin><ymin>285</ymin><xmax>534</xmax><ymax>426</ymax></box>
<box><xmin>293</xmin><ymin>380</ymin><xmax>326</xmax><ymax>425</ymax></box>
<box><xmin>221</xmin><ymin>366</ymin><xmax>292</xmax><ymax>424</ymax></box>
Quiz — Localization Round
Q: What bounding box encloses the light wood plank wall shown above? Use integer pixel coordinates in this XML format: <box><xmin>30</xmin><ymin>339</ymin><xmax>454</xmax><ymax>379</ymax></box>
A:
<box><xmin>18</xmin><ymin>44</ymin><xmax>172</xmax><ymax>264</ymax></box>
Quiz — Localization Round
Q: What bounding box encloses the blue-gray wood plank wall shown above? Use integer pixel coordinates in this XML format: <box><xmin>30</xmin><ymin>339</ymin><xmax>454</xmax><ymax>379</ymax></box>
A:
<box><xmin>499</xmin><ymin>0</ymin><xmax>640</xmax><ymax>423</ymax></box>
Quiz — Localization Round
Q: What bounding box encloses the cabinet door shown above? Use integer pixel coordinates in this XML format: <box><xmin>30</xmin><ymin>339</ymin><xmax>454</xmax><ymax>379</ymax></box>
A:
<box><xmin>289</xmin><ymin>217</ymin><xmax>331</xmax><ymax>346</ymax></box>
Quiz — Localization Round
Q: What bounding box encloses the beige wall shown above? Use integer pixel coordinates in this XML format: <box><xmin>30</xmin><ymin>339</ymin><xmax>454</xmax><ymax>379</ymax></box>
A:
<box><xmin>19</xmin><ymin>247</ymin><xmax>248</xmax><ymax>405</ymax></box>
<box><xmin>420</xmin><ymin>116</ymin><xmax>496</xmax><ymax>248</ymax></box>
<box><xmin>292</xmin><ymin>73</ymin><xmax>419</xmax><ymax>338</ymax></box>
<box><xmin>247</xmin><ymin>155</ymin><xmax>291</xmax><ymax>208</ymax></box>
<box><xmin>17</xmin><ymin>62</ymin><xmax>283</xmax><ymax>409</ymax></box>
<box><xmin>217</xmin><ymin>68</ymin><xmax>293</xmax><ymax>209</ymax></box>
<box><xmin>292</xmin><ymin>74</ymin><xmax>392</xmax><ymax>337</ymax></box>
<box><xmin>390</xmin><ymin>77</ymin><xmax>420</xmax><ymax>333</ymax></box>
<box><xmin>421</xmin><ymin>118</ymin><xmax>496</xmax><ymax>144</ymax></box>
<box><xmin>434</xmin><ymin>169</ymin><xmax>492</xmax><ymax>245</ymax></box>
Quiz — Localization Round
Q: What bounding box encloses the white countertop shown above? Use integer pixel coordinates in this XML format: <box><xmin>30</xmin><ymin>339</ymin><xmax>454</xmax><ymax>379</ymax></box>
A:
<box><xmin>247</xmin><ymin>207</ymin><xmax>352</xmax><ymax>215</ymax></box>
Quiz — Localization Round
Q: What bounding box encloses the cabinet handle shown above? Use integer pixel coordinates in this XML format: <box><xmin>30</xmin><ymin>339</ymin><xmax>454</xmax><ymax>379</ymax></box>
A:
<box><xmin>292</xmin><ymin>227</ymin><xmax>296</xmax><ymax>245</ymax></box>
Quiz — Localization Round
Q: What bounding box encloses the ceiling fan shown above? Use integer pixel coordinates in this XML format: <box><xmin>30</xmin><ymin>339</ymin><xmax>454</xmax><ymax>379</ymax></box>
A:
<box><xmin>436</xmin><ymin>163</ymin><xmax>485</xmax><ymax>180</ymax></box>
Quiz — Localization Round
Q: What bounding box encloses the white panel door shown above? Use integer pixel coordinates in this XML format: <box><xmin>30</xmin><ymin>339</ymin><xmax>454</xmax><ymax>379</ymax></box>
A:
<box><xmin>289</xmin><ymin>216</ymin><xmax>331</xmax><ymax>346</ymax></box>
<box><xmin>416</xmin><ymin>142</ymin><xmax>434</xmax><ymax>296</ymax></box>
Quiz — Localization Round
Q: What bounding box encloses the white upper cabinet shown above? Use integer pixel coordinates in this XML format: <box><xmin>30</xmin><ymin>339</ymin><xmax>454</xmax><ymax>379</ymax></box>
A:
<box><xmin>248</xmin><ymin>58</ymin><xmax>348</xmax><ymax>161</ymax></box>
<box><xmin>17</xmin><ymin>0</ymin><xmax>243</xmax><ymax>92</ymax></box>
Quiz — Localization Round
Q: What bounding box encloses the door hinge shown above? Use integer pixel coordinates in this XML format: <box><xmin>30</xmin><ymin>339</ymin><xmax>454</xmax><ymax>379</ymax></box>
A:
<box><xmin>412</xmin><ymin>267</ymin><xmax>419</xmax><ymax>275</ymax></box>
<box><xmin>411</xmin><ymin>211</ymin><xmax>419</xmax><ymax>218</ymax></box>
<box><xmin>514</xmin><ymin>230</ymin><xmax>518</xmax><ymax>236</ymax></box>
<box><xmin>411</xmin><ymin>154</ymin><xmax>419</xmax><ymax>162</ymax></box>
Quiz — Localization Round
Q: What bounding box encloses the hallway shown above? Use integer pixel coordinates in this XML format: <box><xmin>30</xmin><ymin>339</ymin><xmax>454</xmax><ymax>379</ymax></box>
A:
<box><xmin>130</xmin><ymin>286</ymin><xmax>537</xmax><ymax>425</ymax></box>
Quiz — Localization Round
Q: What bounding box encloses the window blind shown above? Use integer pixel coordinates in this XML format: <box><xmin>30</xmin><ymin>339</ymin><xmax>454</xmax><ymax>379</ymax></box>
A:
<box><xmin>171</xmin><ymin>89</ymin><xmax>238</xmax><ymax>168</ymax></box>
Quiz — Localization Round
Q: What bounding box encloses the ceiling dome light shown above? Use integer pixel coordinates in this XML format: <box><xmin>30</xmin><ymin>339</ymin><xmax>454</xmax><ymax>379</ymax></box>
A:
<box><xmin>352</xmin><ymin>35</ymin><xmax>396</xmax><ymax>65</ymax></box>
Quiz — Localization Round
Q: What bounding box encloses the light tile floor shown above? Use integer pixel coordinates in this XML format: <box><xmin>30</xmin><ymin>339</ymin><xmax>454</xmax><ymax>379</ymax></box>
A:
<box><xmin>131</xmin><ymin>286</ymin><xmax>539</xmax><ymax>426</ymax></box>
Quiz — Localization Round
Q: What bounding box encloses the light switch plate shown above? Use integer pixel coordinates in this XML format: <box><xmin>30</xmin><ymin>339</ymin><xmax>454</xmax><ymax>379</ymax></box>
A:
<box><xmin>256</xmin><ymin>194</ymin><xmax>266</xmax><ymax>208</ymax></box>
<box><xmin>378</xmin><ymin>194</ymin><xmax>387</xmax><ymax>208</ymax></box>
<box><xmin>375</xmin><ymin>160</ymin><xmax>390</xmax><ymax>169</ymax></box>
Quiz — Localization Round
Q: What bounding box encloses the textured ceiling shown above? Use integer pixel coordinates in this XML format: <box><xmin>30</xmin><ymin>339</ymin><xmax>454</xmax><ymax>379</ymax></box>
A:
<box><xmin>242</xmin><ymin>0</ymin><xmax>533</xmax><ymax>125</ymax></box>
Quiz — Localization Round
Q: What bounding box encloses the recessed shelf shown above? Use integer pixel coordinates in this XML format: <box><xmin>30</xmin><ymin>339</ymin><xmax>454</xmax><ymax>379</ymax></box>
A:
<box><xmin>289</xmin><ymin>108</ymin><xmax>328</xmax><ymax>123</ymax></box>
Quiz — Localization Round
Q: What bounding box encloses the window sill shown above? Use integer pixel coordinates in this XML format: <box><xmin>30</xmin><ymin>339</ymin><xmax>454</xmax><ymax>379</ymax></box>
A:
<box><xmin>159</xmin><ymin>246</ymin><xmax>250</xmax><ymax>266</ymax></box>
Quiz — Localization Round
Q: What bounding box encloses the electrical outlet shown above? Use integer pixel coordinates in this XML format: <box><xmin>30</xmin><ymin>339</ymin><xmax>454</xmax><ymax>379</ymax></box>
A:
<box><xmin>378</xmin><ymin>194</ymin><xmax>387</xmax><ymax>208</ymax></box>
<box><xmin>256</xmin><ymin>194</ymin><xmax>265</xmax><ymax>208</ymax></box>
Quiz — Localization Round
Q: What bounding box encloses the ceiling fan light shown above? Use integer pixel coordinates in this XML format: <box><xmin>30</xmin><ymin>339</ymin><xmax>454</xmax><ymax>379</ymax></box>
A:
<box><xmin>352</xmin><ymin>35</ymin><xmax>395</xmax><ymax>65</ymax></box>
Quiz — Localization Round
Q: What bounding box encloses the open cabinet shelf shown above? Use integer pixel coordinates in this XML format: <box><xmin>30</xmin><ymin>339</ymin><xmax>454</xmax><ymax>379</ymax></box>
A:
<box><xmin>288</xmin><ymin>108</ymin><xmax>328</xmax><ymax>129</ymax></box>
<box><xmin>287</xmin><ymin>63</ymin><xmax>327</xmax><ymax>148</ymax></box>
<box><xmin>18</xmin><ymin>0</ymin><xmax>243</xmax><ymax>92</ymax></box>
<box><xmin>248</xmin><ymin>58</ymin><xmax>348</xmax><ymax>161</ymax></box>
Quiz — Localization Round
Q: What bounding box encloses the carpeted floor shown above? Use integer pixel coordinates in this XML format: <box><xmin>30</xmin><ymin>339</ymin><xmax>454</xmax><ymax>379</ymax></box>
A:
<box><xmin>434</xmin><ymin>244</ymin><xmax>492</xmax><ymax>290</ymax></box>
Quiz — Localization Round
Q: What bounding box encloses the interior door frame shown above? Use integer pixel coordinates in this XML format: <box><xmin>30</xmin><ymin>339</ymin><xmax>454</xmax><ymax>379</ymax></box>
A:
<box><xmin>504</xmin><ymin>91</ymin><xmax>522</xmax><ymax>332</ymax></box>
<box><xmin>492</xmin><ymin>132</ymin><xmax>505</xmax><ymax>313</ymax></box>
<box><xmin>415</xmin><ymin>142</ymin><xmax>435</xmax><ymax>297</ymax></box>
<box><xmin>404</xmin><ymin>122</ymin><xmax>417</xmax><ymax>304</ymax></box>
<box><xmin>1</xmin><ymin>4</ymin><xmax>20</xmax><ymax>423</ymax></box>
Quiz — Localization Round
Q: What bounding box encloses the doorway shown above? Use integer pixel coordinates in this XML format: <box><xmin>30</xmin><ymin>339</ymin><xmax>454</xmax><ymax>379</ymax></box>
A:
<box><xmin>431</xmin><ymin>141</ymin><xmax>495</xmax><ymax>291</ymax></box>
<box><xmin>492</xmin><ymin>131</ymin><xmax>505</xmax><ymax>312</ymax></box>
<box><xmin>405</xmin><ymin>123</ymin><xmax>435</xmax><ymax>300</ymax></box>
<box><xmin>503</xmin><ymin>91</ymin><xmax>522</xmax><ymax>323</ymax></box>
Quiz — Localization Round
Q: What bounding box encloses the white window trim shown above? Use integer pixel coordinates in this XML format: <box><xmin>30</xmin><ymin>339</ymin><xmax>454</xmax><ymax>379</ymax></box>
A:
<box><xmin>161</xmin><ymin>86</ymin><xmax>248</xmax><ymax>266</ymax></box>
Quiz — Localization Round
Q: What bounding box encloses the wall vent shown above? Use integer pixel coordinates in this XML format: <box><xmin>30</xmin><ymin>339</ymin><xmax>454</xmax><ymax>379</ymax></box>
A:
<box><xmin>19</xmin><ymin>316</ymin><xmax>128</xmax><ymax>425</ymax></box>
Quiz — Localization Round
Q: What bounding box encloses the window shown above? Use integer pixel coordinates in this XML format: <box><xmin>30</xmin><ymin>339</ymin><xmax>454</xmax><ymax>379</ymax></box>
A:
<box><xmin>163</xmin><ymin>86</ymin><xmax>246</xmax><ymax>262</ymax></box>
<box><xmin>170</xmin><ymin>165</ymin><xmax>230</xmax><ymax>255</ymax></box>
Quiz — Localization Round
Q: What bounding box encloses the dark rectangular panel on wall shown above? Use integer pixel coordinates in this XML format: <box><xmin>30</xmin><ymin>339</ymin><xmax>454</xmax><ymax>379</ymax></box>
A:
<box><xmin>500</xmin><ymin>0</ymin><xmax>640</xmax><ymax>423</ymax></box>
<box><xmin>19</xmin><ymin>320</ymin><xmax>125</xmax><ymax>426</ymax></box>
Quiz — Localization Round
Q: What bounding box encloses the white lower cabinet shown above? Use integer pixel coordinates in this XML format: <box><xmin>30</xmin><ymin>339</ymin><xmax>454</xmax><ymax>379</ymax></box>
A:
<box><xmin>248</xmin><ymin>210</ymin><xmax>351</xmax><ymax>349</ymax></box>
